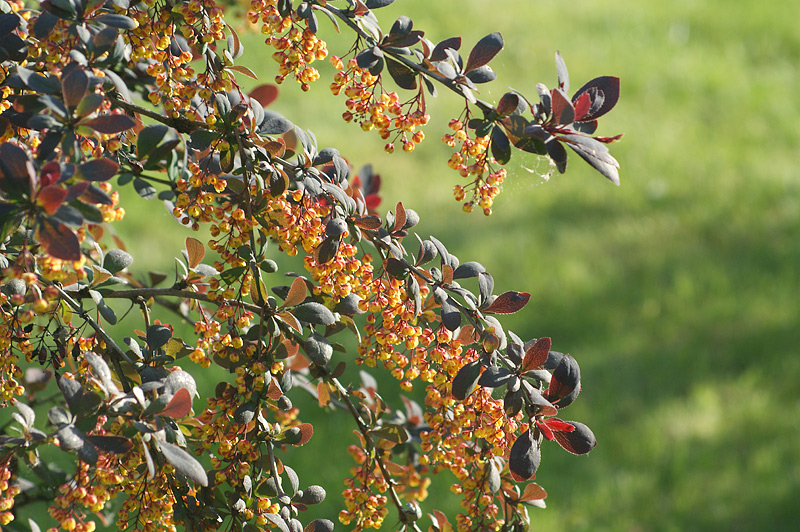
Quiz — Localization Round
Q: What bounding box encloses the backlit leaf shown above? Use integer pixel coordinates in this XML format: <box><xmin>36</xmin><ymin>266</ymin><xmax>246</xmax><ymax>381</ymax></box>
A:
<box><xmin>522</xmin><ymin>337</ymin><xmax>551</xmax><ymax>371</ymax></box>
<box><xmin>283</xmin><ymin>276</ymin><xmax>308</xmax><ymax>308</ymax></box>
<box><xmin>36</xmin><ymin>218</ymin><xmax>81</xmax><ymax>261</ymax></box>
<box><xmin>552</xmin><ymin>421</ymin><xmax>596</xmax><ymax>455</ymax></box>
<box><xmin>483</xmin><ymin>291</ymin><xmax>530</xmax><ymax>314</ymax></box>
<box><xmin>76</xmin><ymin>158</ymin><xmax>119</xmax><ymax>181</ymax></box>
<box><xmin>185</xmin><ymin>237</ymin><xmax>205</xmax><ymax>269</ymax></box>
<box><xmin>156</xmin><ymin>387</ymin><xmax>193</xmax><ymax>418</ymax></box>
<box><xmin>78</xmin><ymin>114</ymin><xmax>136</xmax><ymax>134</ymax></box>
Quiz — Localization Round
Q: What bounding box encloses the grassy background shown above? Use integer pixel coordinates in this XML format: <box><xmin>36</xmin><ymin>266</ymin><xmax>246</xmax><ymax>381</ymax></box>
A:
<box><xmin>113</xmin><ymin>0</ymin><xmax>800</xmax><ymax>531</ymax></box>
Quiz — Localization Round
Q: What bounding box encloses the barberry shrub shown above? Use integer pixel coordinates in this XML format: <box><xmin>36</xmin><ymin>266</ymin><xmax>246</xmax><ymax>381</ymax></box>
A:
<box><xmin>0</xmin><ymin>0</ymin><xmax>622</xmax><ymax>531</ymax></box>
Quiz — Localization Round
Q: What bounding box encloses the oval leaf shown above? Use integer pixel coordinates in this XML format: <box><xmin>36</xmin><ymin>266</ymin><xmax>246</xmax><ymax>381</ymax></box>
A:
<box><xmin>483</xmin><ymin>291</ymin><xmax>530</xmax><ymax>314</ymax></box>
<box><xmin>159</xmin><ymin>441</ymin><xmax>208</xmax><ymax>486</ymax></box>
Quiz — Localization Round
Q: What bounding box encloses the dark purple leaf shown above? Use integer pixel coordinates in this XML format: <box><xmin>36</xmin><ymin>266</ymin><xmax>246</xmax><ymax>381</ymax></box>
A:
<box><xmin>453</xmin><ymin>261</ymin><xmax>485</xmax><ymax>279</ymax></box>
<box><xmin>93</xmin><ymin>14</ymin><xmax>138</xmax><ymax>29</ymax></box>
<box><xmin>430</xmin><ymin>36</ymin><xmax>461</xmax><ymax>61</ymax></box>
<box><xmin>0</xmin><ymin>142</ymin><xmax>34</xmax><ymax>196</ymax></box>
<box><xmin>546</xmin><ymin>138</ymin><xmax>568</xmax><ymax>173</ymax></box>
<box><xmin>385</xmin><ymin>57</ymin><xmax>417</xmax><ymax>90</ymax></box>
<box><xmin>483</xmin><ymin>291</ymin><xmax>530</xmax><ymax>314</ymax></box>
<box><xmin>440</xmin><ymin>296</ymin><xmax>461</xmax><ymax>331</ymax></box>
<box><xmin>85</xmin><ymin>435</ymin><xmax>134</xmax><ymax>454</ymax></box>
<box><xmin>36</xmin><ymin>217</ymin><xmax>81</xmax><ymax>261</ymax></box>
<box><xmin>78</xmin><ymin>114</ymin><xmax>136</xmax><ymax>134</ymax></box>
<box><xmin>550</xmin><ymin>89</ymin><xmax>574</xmax><ymax>125</ymax></box>
<box><xmin>61</xmin><ymin>68</ymin><xmax>88</xmax><ymax>108</ymax></box>
<box><xmin>571</xmin><ymin>76</ymin><xmax>620</xmax><ymax>120</ymax></box>
<box><xmin>465</xmin><ymin>65</ymin><xmax>496</xmax><ymax>84</ymax></box>
<box><xmin>490</xmin><ymin>125</ymin><xmax>511</xmax><ymax>164</ymax></box>
<box><xmin>76</xmin><ymin>157</ymin><xmax>118</xmax><ymax>181</ymax></box>
<box><xmin>559</xmin><ymin>134</ymin><xmax>620</xmax><ymax>185</ymax></box>
<box><xmin>451</xmin><ymin>359</ymin><xmax>481</xmax><ymax>400</ymax></box>
<box><xmin>478</xmin><ymin>365</ymin><xmax>512</xmax><ymax>388</ymax></box>
<box><xmin>464</xmin><ymin>32</ymin><xmax>503</xmax><ymax>73</ymax></box>
<box><xmin>545</xmin><ymin>353</ymin><xmax>581</xmax><ymax>408</ymax></box>
<box><xmin>509</xmin><ymin>429</ymin><xmax>540</xmax><ymax>481</ymax></box>
<box><xmin>552</xmin><ymin>421</ymin><xmax>596</xmax><ymax>455</ymax></box>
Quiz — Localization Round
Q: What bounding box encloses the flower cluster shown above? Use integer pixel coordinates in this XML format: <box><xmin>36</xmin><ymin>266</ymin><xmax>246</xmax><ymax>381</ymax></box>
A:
<box><xmin>249</xmin><ymin>0</ymin><xmax>328</xmax><ymax>89</ymax></box>
<box><xmin>330</xmin><ymin>58</ymin><xmax>430</xmax><ymax>153</ymax></box>
<box><xmin>444</xmin><ymin>119</ymin><xmax>506</xmax><ymax>215</ymax></box>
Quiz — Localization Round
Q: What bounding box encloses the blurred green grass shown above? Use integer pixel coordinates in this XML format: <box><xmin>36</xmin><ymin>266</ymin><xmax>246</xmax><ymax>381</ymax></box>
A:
<box><xmin>115</xmin><ymin>0</ymin><xmax>800</xmax><ymax>530</ymax></box>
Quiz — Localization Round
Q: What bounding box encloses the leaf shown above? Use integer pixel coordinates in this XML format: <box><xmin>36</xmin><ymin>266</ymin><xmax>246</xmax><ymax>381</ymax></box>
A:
<box><xmin>490</xmin><ymin>125</ymin><xmax>511</xmax><ymax>165</ymax></box>
<box><xmin>440</xmin><ymin>296</ymin><xmax>461</xmax><ymax>331</ymax></box>
<box><xmin>89</xmin><ymin>289</ymin><xmax>117</xmax><ymax>325</ymax></box>
<box><xmin>385</xmin><ymin>57</ymin><xmax>417</xmax><ymax>90</ymax></box>
<box><xmin>61</xmin><ymin>68</ymin><xmax>88</xmax><ymax>108</ymax></box>
<box><xmin>282</xmin><ymin>276</ymin><xmax>308</xmax><ymax>308</ymax></box>
<box><xmin>103</xmin><ymin>248</ymin><xmax>133</xmax><ymax>273</ymax></box>
<box><xmin>550</xmin><ymin>89</ymin><xmax>574</xmax><ymax>125</ymax></box>
<box><xmin>133</xmin><ymin>177</ymin><xmax>157</xmax><ymax>199</ymax></box>
<box><xmin>158</xmin><ymin>441</ymin><xmax>208</xmax><ymax>486</ymax></box>
<box><xmin>545</xmin><ymin>354</ymin><xmax>581</xmax><ymax>408</ymax></box>
<box><xmin>520</xmin><ymin>482</ymin><xmax>547</xmax><ymax>502</ymax></box>
<box><xmin>36</xmin><ymin>185</ymin><xmax>67</xmax><ymax>215</ymax></box>
<box><xmin>509</xmin><ymin>429</ymin><xmax>540</xmax><ymax>481</ymax></box>
<box><xmin>487</xmin><ymin>460</ymin><xmax>501</xmax><ymax>493</ymax></box>
<box><xmin>464</xmin><ymin>32</ymin><xmax>503</xmax><ymax>73</ymax></box>
<box><xmin>571</xmin><ymin>76</ymin><xmax>620</xmax><ymax>120</ymax></box>
<box><xmin>78</xmin><ymin>114</ymin><xmax>136</xmax><ymax>134</ymax></box>
<box><xmin>560</xmin><ymin>134</ymin><xmax>620</xmax><ymax>186</ymax></box>
<box><xmin>296</xmin><ymin>423</ymin><xmax>314</xmax><ymax>445</ymax></box>
<box><xmin>483</xmin><ymin>291</ymin><xmax>530</xmax><ymax>314</ymax></box>
<box><xmin>552</xmin><ymin>421</ymin><xmax>596</xmax><ymax>455</ymax></box>
<box><xmin>147</xmin><ymin>324</ymin><xmax>172</xmax><ymax>350</ymax></box>
<box><xmin>185</xmin><ymin>237</ymin><xmax>205</xmax><ymax>269</ymax></box>
<box><xmin>555</xmin><ymin>51</ymin><xmax>569</xmax><ymax>93</ymax></box>
<box><xmin>85</xmin><ymin>435</ymin><xmax>133</xmax><ymax>454</ymax></box>
<box><xmin>229</xmin><ymin>64</ymin><xmax>258</xmax><ymax>80</ymax></box>
<box><xmin>453</xmin><ymin>261</ymin><xmax>485</xmax><ymax>279</ymax></box>
<box><xmin>370</xmin><ymin>423</ymin><xmax>409</xmax><ymax>444</ymax></box>
<box><xmin>260</xmin><ymin>116</ymin><xmax>294</xmax><ymax>135</ymax></box>
<box><xmin>12</xmin><ymin>399</ymin><xmax>35</xmax><ymax>428</ymax></box>
<box><xmin>522</xmin><ymin>337</ymin><xmax>551</xmax><ymax>371</ymax></box>
<box><xmin>364</xmin><ymin>0</ymin><xmax>395</xmax><ymax>8</ymax></box>
<box><xmin>36</xmin><ymin>218</ymin><xmax>81</xmax><ymax>261</ymax></box>
<box><xmin>293</xmin><ymin>302</ymin><xmax>336</xmax><ymax>326</ymax></box>
<box><xmin>76</xmin><ymin>158</ymin><xmax>119</xmax><ymax>181</ymax></box>
<box><xmin>250</xmin><ymin>84</ymin><xmax>279</xmax><ymax>107</ymax></box>
<box><xmin>478</xmin><ymin>365</ymin><xmax>512</xmax><ymax>388</ymax></box>
<box><xmin>156</xmin><ymin>387</ymin><xmax>193</xmax><ymax>418</ymax></box>
<box><xmin>94</xmin><ymin>13</ymin><xmax>138</xmax><ymax>29</ymax></box>
<box><xmin>137</xmin><ymin>124</ymin><xmax>169</xmax><ymax>159</ymax></box>
<box><xmin>451</xmin><ymin>359</ymin><xmax>481</xmax><ymax>400</ymax></box>
<box><xmin>304</xmin><ymin>332</ymin><xmax>333</xmax><ymax>365</ymax></box>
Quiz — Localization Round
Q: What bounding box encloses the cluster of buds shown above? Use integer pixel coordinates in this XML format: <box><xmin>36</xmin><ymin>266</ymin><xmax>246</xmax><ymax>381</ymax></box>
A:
<box><xmin>444</xmin><ymin>119</ymin><xmax>505</xmax><ymax>215</ymax></box>
<box><xmin>330</xmin><ymin>58</ymin><xmax>430</xmax><ymax>152</ymax></box>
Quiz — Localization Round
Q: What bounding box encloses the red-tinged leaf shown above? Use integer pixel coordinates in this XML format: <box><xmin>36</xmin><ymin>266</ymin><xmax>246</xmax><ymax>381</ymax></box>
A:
<box><xmin>76</xmin><ymin>158</ymin><xmax>119</xmax><ymax>182</ymax></box>
<box><xmin>484</xmin><ymin>291</ymin><xmax>530</xmax><ymax>314</ymax></box>
<box><xmin>40</xmin><ymin>161</ymin><xmax>61</xmax><ymax>186</ymax></box>
<box><xmin>520</xmin><ymin>482</ymin><xmax>547</xmax><ymax>502</ymax></box>
<box><xmin>36</xmin><ymin>218</ymin><xmax>81</xmax><ymax>261</ymax></box>
<box><xmin>278</xmin><ymin>311</ymin><xmax>302</xmax><ymax>333</ymax></box>
<box><xmin>36</xmin><ymin>185</ymin><xmax>66</xmax><ymax>215</ymax></box>
<box><xmin>157</xmin><ymin>387</ymin><xmax>192</xmax><ymax>418</ymax></box>
<box><xmin>365</xmin><ymin>193</ymin><xmax>381</xmax><ymax>211</ymax></box>
<box><xmin>536</xmin><ymin>420</ymin><xmax>554</xmax><ymax>441</ymax></box>
<box><xmin>282</xmin><ymin>277</ymin><xmax>307</xmax><ymax>308</ymax></box>
<box><xmin>573</xmin><ymin>91</ymin><xmax>592</xmax><ymax>122</ymax></box>
<box><xmin>275</xmin><ymin>338</ymin><xmax>300</xmax><ymax>359</ymax></box>
<box><xmin>552</xmin><ymin>421</ymin><xmax>596</xmax><ymax>455</ymax></box>
<box><xmin>571</xmin><ymin>76</ymin><xmax>620</xmax><ymax>120</ymax></box>
<box><xmin>393</xmin><ymin>201</ymin><xmax>406</xmax><ymax>232</ymax></box>
<box><xmin>185</xmin><ymin>237</ymin><xmax>204</xmax><ymax>269</ymax></box>
<box><xmin>353</xmin><ymin>215</ymin><xmax>382</xmax><ymax>229</ymax></box>
<box><xmin>229</xmin><ymin>64</ymin><xmax>258</xmax><ymax>80</ymax></box>
<box><xmin>266</xmin><ymin>376</ymin><xmax>283</xmax><ymax>400</ymax></box>
<box><xmin>78</xmin><ymin>114</ymin><xmax>136</xmax><ymax>134</ymax></box>
<box><xmin>249</xmin><ymin>84</ymin><xmax>279</xmax><ymax>107</ymax></box>
<box><xmin>296</xmin><ymin>423</ymin><xmax>313</xmax><ymax>445</ymax></box>
<box><xmin>431</xmin><ymin>509</ymin><xmax>454</xmax><ymax>532</ymax></box>
<box><xmin>555</xmin><ymin>51</ymin><xmax>569</xmax><ymax>92</ymax></box>
<box><xmin>550</xmin><ymin>89</ymin><xmax>574</xmax><ymax>125</ymax></box>
<box><xmin>543</xmin><ymin>418</ymin><xmax>575</xmax><ymax>433</ymax></box>
<box><xmin>263</xmin><ymin>139</ymin><xmax>286</xmax><ymax>157</ymax></box>
<box><xmin>62</xmin><ymin>68</ymin><xmax>88</xmax><ymax>108</ymax></box>
<box><xmin>441</xmin><ymin>263</ymin><xmax>453</xmax><ymax>285</ymax></box>
<box><xmin>522</xmin><ymin>337</ymin><xmax>551</xmax><ymax>371</ymax></box>
<box><xmin>544</xmin><ymin>354</ymin><xmax>581</xmax><ymax>408</ymax></box>
<box><xmin>464</xmin><ymin>32</ymin><xmax>503</xmax><ymax>73</ymax></box>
